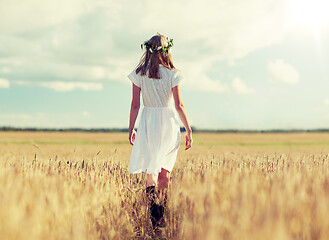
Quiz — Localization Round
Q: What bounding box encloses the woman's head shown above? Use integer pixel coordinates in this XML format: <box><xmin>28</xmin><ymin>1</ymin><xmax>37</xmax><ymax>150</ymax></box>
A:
<box><xmin>136</xmin><ymin>33</ymin><xmax>175</xmax><ymax>79</ymax></box>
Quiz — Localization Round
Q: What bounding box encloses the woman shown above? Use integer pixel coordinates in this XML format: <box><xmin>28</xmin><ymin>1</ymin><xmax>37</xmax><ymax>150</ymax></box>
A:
<box><xmin>128</xmin><ymin>33</ymin><xmax>192</xmax><ymax>229</ymax></box>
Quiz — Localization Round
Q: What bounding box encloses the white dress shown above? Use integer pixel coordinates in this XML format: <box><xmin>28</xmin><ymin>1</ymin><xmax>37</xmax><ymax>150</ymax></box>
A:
<box><xmin>128</xmin><ymin>65</ymin><xmax>183</xmax><ymax>174</ymax></box>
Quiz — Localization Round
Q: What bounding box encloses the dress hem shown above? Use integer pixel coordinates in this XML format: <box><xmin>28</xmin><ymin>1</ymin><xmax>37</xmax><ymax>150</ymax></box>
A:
<box><xmin>129</xmin><ymin>167</ymin><xmax>171</xmax><ymax>175</ymax></box>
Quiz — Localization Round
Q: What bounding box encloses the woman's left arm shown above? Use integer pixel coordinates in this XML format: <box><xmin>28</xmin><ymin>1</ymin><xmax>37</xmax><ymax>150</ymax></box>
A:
<box><xmin>128</xmin><ymin>83</ymin><xmax>141</xmax><ymax>145</ymax></box>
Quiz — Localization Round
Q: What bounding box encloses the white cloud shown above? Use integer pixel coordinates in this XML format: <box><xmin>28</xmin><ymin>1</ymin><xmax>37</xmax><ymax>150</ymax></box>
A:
<box><xmin>11</xmin><ymin>80</ymin><xmax>31</xmax><ymax>86</ymax></box>
<box><xmin>1</xmin><ymin>67</ymin><xmax>11</xmax><ymax>73</ymax></box>
<box><xmin>179</xmin><ymin>58</ymin><xmax>228</xmax><ymax>93</ymax></box>
<box><xmin>184</xmin><ymin>76</ymin><xmax>228</xmax><ymax>93</ymax></box>
<box><xmin>0</xmin><ymin>0</ymin><xmax>289</xmax><ymax>93</ymax></box>
<box><xmin>0</xmin><ymin>78</ymin><xmax>10</xmax><ymax>88</ymax></box>
<box><xmin>38</xmin><ymin>81</ymin><xmax>103</xmax><ymax>92</ymax></box>
<box><xmin>82</xmin><ymin>111</ymin><xmax>90</xmax><ymax>117</ymax></box>
<box><xmin>12</xmin><ymin>80</ymin><xmax>103</xmax><ymax>91</ymax></box>
<box><xmin>0</xmin><ymin>0</ymin><xmax>93</xmax><ymax>33</ymax></box>
<box><xmin>324</xmin><ymin>98</ymin><xmax>329</xmax><ymax>105</ymax></box>
<box><xmin>267</xmin><ymin>59</ymin><xmax>300</xmax><ymax>84</ymax></box>
<box><xmin>140</xmin><ymin>0</ymin><xmax>288</xmax><ymax>60</ymax></box>
<box><xmin>232</xmin><ymin>77</ymin><xmax>254</xmax><ymax>94</ymax></box>
<box><xmin>138</xmin><ymin>0</ymin><xmax>288</xmax><ymax>92</ymax></box>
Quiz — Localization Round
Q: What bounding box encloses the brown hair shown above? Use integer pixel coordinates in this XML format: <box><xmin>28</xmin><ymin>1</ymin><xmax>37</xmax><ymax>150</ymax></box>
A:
<box><xmin>136</xmin><ymin>34</ymin><xmax>175</xmax><ymax>79</ymax></box>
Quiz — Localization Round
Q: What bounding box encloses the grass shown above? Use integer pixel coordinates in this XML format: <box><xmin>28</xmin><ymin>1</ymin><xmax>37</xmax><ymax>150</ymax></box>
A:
<box><xmin>0</xmin><ymin>132</ymin><xmax>329</xmax><ymax>239</ymax></box>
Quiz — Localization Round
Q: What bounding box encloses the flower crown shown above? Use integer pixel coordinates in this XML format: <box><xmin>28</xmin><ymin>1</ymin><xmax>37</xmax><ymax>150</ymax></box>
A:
<box><xmin>141</xmin><ymin>36</ymin><xmax>174</xmax><ymax>54</ymax></box>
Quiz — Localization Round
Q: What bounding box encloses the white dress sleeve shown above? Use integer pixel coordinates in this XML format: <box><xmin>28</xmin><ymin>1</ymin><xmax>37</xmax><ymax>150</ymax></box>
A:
<box><xmin>171</xmin><ymin>70</ymin><xmax>183</xmax><ymax>88</ymax></box>
<box><xmin>128</xmin><ymin>70</ymin><xmax>141</xmax><ymax>87</ymax></box>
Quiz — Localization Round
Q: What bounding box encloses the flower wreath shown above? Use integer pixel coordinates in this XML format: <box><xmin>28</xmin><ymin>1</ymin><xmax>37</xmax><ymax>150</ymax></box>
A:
<box><xmin>141</xmin><ymin>35</ymin><xmax>174</xmax><ymax>54</ymax></box>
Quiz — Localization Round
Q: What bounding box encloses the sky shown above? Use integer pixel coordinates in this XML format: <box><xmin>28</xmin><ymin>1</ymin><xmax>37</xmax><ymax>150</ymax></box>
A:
<box><xmin>0</xmin><ymin>0</ymin><xmax>329</xmax><ymax>130</ymax></box>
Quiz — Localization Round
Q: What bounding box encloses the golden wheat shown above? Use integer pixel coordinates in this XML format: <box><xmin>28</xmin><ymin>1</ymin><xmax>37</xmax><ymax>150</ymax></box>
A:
<box><xmin>0</xmin><ymin>132</ymin><xmax>328</xmax><ymax>239</ymax></box>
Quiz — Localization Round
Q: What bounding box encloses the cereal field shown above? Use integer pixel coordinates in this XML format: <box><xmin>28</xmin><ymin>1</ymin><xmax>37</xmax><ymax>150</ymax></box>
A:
<box><xmin>0</xmin><ymin>131</ymin><xmax>329</xmax><ymax>240</ymax></box>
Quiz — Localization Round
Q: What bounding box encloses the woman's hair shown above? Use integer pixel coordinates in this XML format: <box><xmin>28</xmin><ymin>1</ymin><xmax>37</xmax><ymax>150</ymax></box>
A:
<box><xmin>136</xmin><ymin>34</ymin><xmax>175</xmax><ymax>79</ymax></box>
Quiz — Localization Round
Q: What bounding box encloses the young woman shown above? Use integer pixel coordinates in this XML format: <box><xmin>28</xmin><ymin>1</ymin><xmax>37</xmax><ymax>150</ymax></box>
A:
<box><xmin>128</xmin><ymin>33</ymin><xmax>192</xmax><ymax>228</ymax></box>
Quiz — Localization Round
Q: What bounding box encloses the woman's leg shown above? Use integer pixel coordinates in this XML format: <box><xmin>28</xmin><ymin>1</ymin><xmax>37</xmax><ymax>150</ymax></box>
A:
<box><xmin>145</xmin><ymin>173</ymin><xmax>160</xmax><ymax>228</ymax></box>
<box><xmin>150</xmin><ymin>168</ymin><xmax>169</xmax><ymax>229</ymax></box>
<box><xmin>145</xmin><ymin>168</ymin><xmax>170</xmax><ymax>188</ymax></box>
<box><xmin>146</xmin><ymin>173</ymin><xmax>158</xmax><ymax>187</ymax></box>
<box><xmin>145</xmin><ymin>169</ymin><xmax>169</xmax><ymax>229</ymax></box>
<box><xmin>157</xmin><ymin>168</ymin><xmax>170</xmax><ymax>191</ymax></box>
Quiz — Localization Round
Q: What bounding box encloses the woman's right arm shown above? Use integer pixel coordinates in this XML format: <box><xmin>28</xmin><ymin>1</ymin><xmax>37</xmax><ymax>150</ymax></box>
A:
<box><xmin>128</xmin><ymin>83</ymin><xmax>141</xmax><ymax>145</ymax></box>
<box><xmin>172</xmin><ymin>85</ymin><xmax>193</xmax><ymax>150</ymax></box>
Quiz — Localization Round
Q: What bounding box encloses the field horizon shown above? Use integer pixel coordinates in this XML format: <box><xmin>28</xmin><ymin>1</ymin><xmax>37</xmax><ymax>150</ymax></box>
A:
<box><xmin>1</xmin><ymin>126</ymin><xmax>329</xmax><ymax>133</ymax></box>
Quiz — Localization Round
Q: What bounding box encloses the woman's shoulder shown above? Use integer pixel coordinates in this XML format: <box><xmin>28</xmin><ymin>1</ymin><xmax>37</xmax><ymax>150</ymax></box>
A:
<box><xmin>129</xmin><ymin>68</ymin><xmax>145</xmax><ymax>80</ymax></box>
<box><xmin>128</xmin><ymin>68</ymin><xmax>143</xmax><ymax>87</ymax></box>
<box><xmin>160</xmin><ymin>65</ymin><xmax>181</xmax><ymax>76</ymax></box>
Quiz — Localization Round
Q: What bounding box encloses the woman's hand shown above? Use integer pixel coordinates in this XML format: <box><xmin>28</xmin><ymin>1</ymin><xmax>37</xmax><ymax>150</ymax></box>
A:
<box><xmin>185</xmin><ymin>131</ymin><xmax>193</xmax><ymax>150</ymax></box>
<box><xmin>129</xmin><ymin>129</ymin><xmax>136</xmax><ymax>145</ymax></box>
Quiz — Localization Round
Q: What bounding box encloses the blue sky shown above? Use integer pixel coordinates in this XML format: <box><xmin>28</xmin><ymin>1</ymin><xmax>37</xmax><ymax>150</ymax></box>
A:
<box><xmin>0</xmin><ymin>0</ymin><xmax>328</xmax><ymax>129</ymax></box>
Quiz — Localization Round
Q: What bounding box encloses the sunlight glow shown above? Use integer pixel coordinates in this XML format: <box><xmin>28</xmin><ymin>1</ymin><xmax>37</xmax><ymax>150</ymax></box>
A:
<box><xmin>289</xmin><ymin>0</ymin><xmax>329</xmax><ymax>36</ymax></box>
